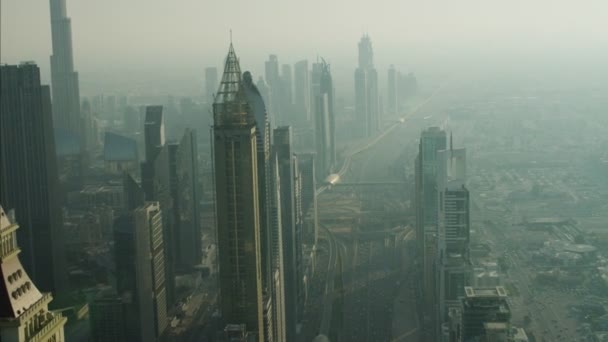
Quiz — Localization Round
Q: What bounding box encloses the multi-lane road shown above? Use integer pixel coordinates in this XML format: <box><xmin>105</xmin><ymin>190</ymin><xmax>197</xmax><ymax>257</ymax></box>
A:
<box><xmin>312</xmin><ymin>84</ymin><xmax>446</xmax><ymax>341</ymax></box>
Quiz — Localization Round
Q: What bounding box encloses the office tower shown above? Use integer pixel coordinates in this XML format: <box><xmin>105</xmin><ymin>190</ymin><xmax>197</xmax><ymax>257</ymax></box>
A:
<box><xmin>114</xmin><ymin>202</ymin><xmax>168</xmax><ymax>341</ymax></box>
<box><xmin>0</xmin><ymin>206</ymin><xmax>67</xmax><ymax>342</ymax></box>
<box><xmin>461</xmin><ymin>287</ymin><xmax>511</xmax><ymax>340</ymax></box>
<box><xmin>256</xmin><ymin>77</ymin><xmax>272</xmax><ymax>127</ymax></box>
<box><xmin>265</xmin><ymin>54</ymin><xmax>281</xmax><ymax>124</ymax></box>
<box><xmin>292</xmin><ymin>158</ymin><xmax>305</xmax><ymax>317</ymax></box>
<box><xmin>90</xmin><ymin>288</ymin><xmax>130</xmax><ymax>342</ymax></box>
<box><xmin>168</xmin><ymin>129</ymin><xmax>201</xmax><ymax>270</ymax></box>
<box><xmin>124</xmin><ymin>173</ymin><xmax>145</xmax><ymax>211</ymax></box>
<box><xmin>81</xmin><ymin>98</ymin><xmax>100</xmax><ymax>151</ymax></box>
<box><xmin>312</xmin><ymin>60</ymin><xmax>336</xmax><ymax>180</ymax></box>
<box><xmin>274</xmin><ymin>127</ymin><xmax>299</xmax><ymax>341</ymax></box>
<box><xmin>281</xmin><ymin>64</ymin><xmax>294</xmax><ymax>123</ymax></box>
<box><xmin>437</xmin><ymin>145</ymin><xmax>471</xmax><ymax>335</ymax></box>
<box><xmin>354</xmin><ymin>34</ymin><xmax>379</xmax><ymax>137</ymax></box>
<box><xmin>141</xmin><ymin>106</ymin><xmax>176</xmax><ymax>308</ymax></box>
<box><xmin>270</xmin><ymin>155</ymin><xmax>287</xmax><ymax>342</ymax></box>
<box><xmin>49</xmin><ymin>0</ymin><xmax>82</xmax><ymax>141</ymax></box>
<box><xmin>0</xmin><ymin>63</ymin><xmax>66</xmax><ymax>292</ymax></box>
<box><xmin>213</xmin><ymin>44</ymin><xmax>265</xmax><ymax>341</ymax></box>
<box><xmin>144</xmin><ymin>106</ymin><xmax>165</xmax><ymax>162</ymax></box>
<box><xmin>297</xmin><ymin>153</ymin><xmax>319</xmax><ymax>244</ymax></box>
<box><xmin>387</xmin><ymin>65</ymin><xmax>398</xmax><ymax>115</ymax></box>
<box><xmin>205</xmin><ymin>67</ymin><xmax>219</xmax><ymax>103</ymax></box>
<box><xmin>414</xmin><ymin>127</ymin><xmax>447</xmax><ymax>334</ymax></box>
<box><xmin>281</xmin><ymin>64</ymin><xmax>293</xmax><ymax>105</ymax></box>
<box><xmin>242</xmin><ymin>71</ymin><xmax>273</xmax><ymax>290</ymax></box>
<box><xmin>294</xmin><ymin>60</ymin><xmax>311</xmax><ymax>123</ymax></box>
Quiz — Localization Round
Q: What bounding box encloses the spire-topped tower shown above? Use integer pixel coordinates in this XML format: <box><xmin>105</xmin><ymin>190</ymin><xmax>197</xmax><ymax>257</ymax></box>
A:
<box><xmin>213</xmin><ymin>44</ymin><xmax>255</xmax><ymax>127</ymax></box>
<box><xmin>212</xmin><ymin>43</ymin><xmax>266</xmax><ymax>341</ymax></box>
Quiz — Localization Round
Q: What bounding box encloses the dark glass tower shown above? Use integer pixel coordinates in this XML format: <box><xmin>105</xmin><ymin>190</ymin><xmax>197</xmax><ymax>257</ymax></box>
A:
<box><xmin>168</xmin><ymin>129</ymin><xmax>201</xmax><ymax>270</ymax></box>
<box><xmin>273</xmin><ymin>126</ymin><xmax>299</xmax><ymax>341</ymax></box>
<box><xmin>0</xmin><ymin>63</ymin><xmax>66</xmax><ymax>292</ymax></box>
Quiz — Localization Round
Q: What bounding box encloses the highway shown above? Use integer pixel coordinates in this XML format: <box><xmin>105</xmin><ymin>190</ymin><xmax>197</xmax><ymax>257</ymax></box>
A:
<box><xmin>312</xmin><ymin>84</ymin><xmax>446</xmax><ymax>341</ymax></box>
<box><xmin>318</xmin><ymin>224</ymin><xmax>339</xmax><ymax>336</ymax></box>
<box><xmin>316</xmin><ymin>83</ymin><xmax>446</xmax><ymax>196</ymax></box>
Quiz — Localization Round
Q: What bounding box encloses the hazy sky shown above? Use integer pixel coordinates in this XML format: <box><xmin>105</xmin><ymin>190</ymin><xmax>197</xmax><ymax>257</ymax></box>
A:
<box><xmin>2</xmin><ymin>0</ymin><xmax>607</xmax><ymax>94</ymax></box>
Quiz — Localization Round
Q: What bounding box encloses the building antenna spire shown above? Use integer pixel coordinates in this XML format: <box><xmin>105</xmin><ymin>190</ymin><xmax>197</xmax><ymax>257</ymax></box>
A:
<box><xmin>230</xmin><ymin>29</ymin><xmax>233</xmax><ymax>44</ymax></box>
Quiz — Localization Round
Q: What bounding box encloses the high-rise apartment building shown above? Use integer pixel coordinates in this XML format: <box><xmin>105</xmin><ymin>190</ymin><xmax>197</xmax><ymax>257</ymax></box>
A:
<box><xmin>141</xmin><ymin>106</ymin><xmax>176</xmax><ymax>308</ymax></box>
<box><xmin>274</xmin><ymin>127</ymin><xmax>299</xmax><ymax>341</ymax></box>
<box><xmin>414</xmin><ymin>127</ymin><xmax>447</xmax><ymax>337</ymax></box>
<box><xmin>281</xmin><ymin>64</ymin><xmax>293</xmax><ymax>108</ymax></box>
<box><xmin>354</xmin><ymin>34</ymin><xmax>379</xmax><ymax>137</ymax></box>
<box><xmin>49</xmin><ymin>0</ymin><xmax>82</xmax><ymax>141</ymax></box>
<box><xmin>297</xmin><ymin>153</ymin><xmax>319</xmax><ymax>244</ymax></box>
<box><xmin>270</xmin><ymin>155</ymin><xmax>287</xmax><ymax>342</ymax></box>
<box><xmin>168</xmin><ymin>129</ymin><xmax>201</xmax><ymax>270</ymax></box>
<box><xmin>312</xmin><ymin>60</ymin><xmax>336</xmax><ymax>180</ymax></box>
<box><xmin>0</xmin><ymin>63</ymin><xmax>66</xmax><ymax>292</ymax></box>
<box><xmin>387</xmin><ymin>65</ymin><xmax>398</xmax><ymax>115</ymax></box>
<box><xmin>0</xmin><ymin>206</ymin><xmax>67</xmax><ymax>342</ymax></box>
<box><xmin>114</xmin><ymin>202</ymin><xmax>167</xmax><ymax>342</ymax></box>
<box><xmin>294</xmin><ymin>60</ymin><xmax>311</xmax><ymax>123</ymax></box>
<box><xmin>265</xmin><ymin>54</ymin><xmax>281</xmax><ymax>124</ymax></box>
<box><xmin>436</xmin><ymin>146</ymin><xmax>471</xmax><ymax>335</ymax></box>
<box><xmin>213</xmin><ymin>44</ymin><xmax>265</xmax><ymax>341</ymax></box>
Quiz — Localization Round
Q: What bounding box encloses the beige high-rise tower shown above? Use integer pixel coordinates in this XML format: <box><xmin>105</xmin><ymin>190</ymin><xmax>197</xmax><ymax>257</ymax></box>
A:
<box><xmin>0</xmin><ymin>205</ymin><xmax>67</xmax><ymax>342</ymax></box>
<box><xmin>213</xmin><ymin>44</ymin><xmax>265</xmax><ymax>341</ymax></box>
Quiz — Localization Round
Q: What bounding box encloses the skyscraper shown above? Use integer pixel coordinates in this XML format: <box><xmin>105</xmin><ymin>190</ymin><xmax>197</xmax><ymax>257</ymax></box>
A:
<box><xmin>0</xmin><ymin>205</ymin><xmax>67</xmax><ymax>342</ymax></box>
<box><xmin>269</xmin><ymin>155</ymin><xmax>287</xmax><ymax>342</ymax></box>
<box><xmin>168</xmin><ymin>129</ymin><xmax>201</xmax><ymax>270</ymax></box>
<box><xmin>387</xmin><ymin>65</ymin><xmax>398</xmax><ymax>115</ymax></box>
<box><xmin>265</xmin><ymin>54</ymin><xmax>281</xmax><ymax>124</ymax></box>
<box><xmin>213</xmin><ymin>44</ymin><xmax>265</xmax><ymax>341</ymax></box>
<box><xmin>273</xmin><ymin>127</ymin><xmax>298</xmax><ymax>341</ymax></box>
<box><xmin>49</xmin><ymin>0</ymin><xmax>82</xmax><ymax>139</ymax></box>
<box><xmin>297</xmin><ymin>153</ymin><xmax>319</xmax><ymax>244</ymax></box>
<box><xmin>141</xmin><ymin>106</ymin><xmax>176</xmax><ymax>308</ymax></box>
<box><xmin>0</xmin><ymin>63</ymin><xmax>66</xmax><ymax>292</ymax></box>
<box><xmin>312</xmin><ymin>60</ymin><xmax>336</xmax><ymax>180</ymax></box>
<box><xmin>354</xmin><ymin>34</ymin><xmax>379</xmax><ymax>137</ymax></box>
<box><xmin>205</xmin><ymin>67</ymin><xmax>219</xmax><ymax>103</ymax></box>
<box><xmin>436</xmin><ymin>146</ymin><xmax>471</xmax><ymax>335</ymax></box>
<box><xmin>114</xmin><ymin>202</ymin><xmax>168</xmax><ymax>341</ymax></box>
<box><xmin>414</xmin><ymin>127</ymin><xmax>447</xmax><ymax>336</ymax></box>
<box><xmin>241</xmin><ymin>70</ymin><xmax>286</xmax><ymax>342</ymax></box>
<box><xmin>281</xmin><ymin>64</ymin><xmax>294</xmax><ymax>124</ymax></box>
<box><xmin>294</xmin><ymin>60</ymin><xmax>311</xmax><ymax>123</ymax></box>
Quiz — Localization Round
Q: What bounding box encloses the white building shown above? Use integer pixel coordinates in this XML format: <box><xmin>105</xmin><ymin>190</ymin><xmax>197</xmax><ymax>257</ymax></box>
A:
<box><xmin>0</xmin><ymin>205</ymin><xmax>67</xmax><ymax>342</ymax></box>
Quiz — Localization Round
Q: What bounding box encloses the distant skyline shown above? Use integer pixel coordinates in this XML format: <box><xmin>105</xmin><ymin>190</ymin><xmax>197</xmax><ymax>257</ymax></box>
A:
<box><xmin>2</xmin><ymin>0</ymin><xmax>607</xmax><ymax>95</ymax></box>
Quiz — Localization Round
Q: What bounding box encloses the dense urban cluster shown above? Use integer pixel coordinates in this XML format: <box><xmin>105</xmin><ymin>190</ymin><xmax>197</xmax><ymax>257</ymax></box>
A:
<box><xmin>2</xmin><ymin>1</ymin><xmax>608</xmax><ymax>342</ymax></box>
